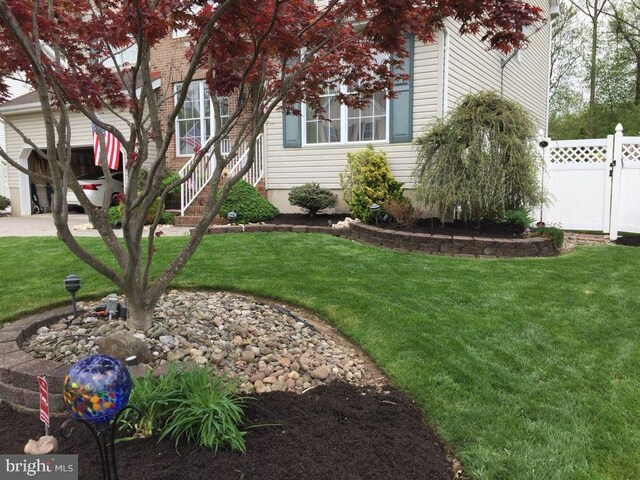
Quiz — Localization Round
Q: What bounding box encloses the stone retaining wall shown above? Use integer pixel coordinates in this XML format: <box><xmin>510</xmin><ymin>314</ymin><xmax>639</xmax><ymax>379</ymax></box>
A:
<box><xmin>0</xmin><ymin>307</ymin><xmax>72</xmax><ymax>414</ymax></box>
<box><xmin>205</xmin><ymin>223</ymin><xmax>556</xmax><ymax>258</ymax></box>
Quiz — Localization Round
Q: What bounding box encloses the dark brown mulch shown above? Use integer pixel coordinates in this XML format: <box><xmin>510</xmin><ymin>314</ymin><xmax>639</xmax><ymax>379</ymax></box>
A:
<box><xmin>273</xmin><ymin>213</ymin><xmax>524</xmax><ymax>239</ymax></box>
<box><xmin>0</xmin><ymin>382</ymin><xmax>454</xmax><ymax>480</ymax></box>
<box><xmin>269</xmin><ymin>213</ymin><xmax>350</xmax><ymax>227</ymax></box>
<box><xmin>377</xmin><ymin>218</ymin><xmax>525</xmax><ymax>239</ymax></box>
<box><xmin>614</xmin><ymin>235</ymin><xmax>640</xmax><ymax>247</ymax></box>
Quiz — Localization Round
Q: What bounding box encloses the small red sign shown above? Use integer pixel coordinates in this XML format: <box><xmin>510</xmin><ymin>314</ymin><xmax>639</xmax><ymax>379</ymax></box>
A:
<box><xmin>38</xmin><ymin>375</ymin><xmax>50</xmax><ymax>428</ymax></box>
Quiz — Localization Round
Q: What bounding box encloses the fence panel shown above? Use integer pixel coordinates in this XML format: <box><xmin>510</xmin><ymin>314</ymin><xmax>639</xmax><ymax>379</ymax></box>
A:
<box><xmin>617</xmin><ymin>136</ymin><xmax>640</xmax><ymax>235</ymax></box>
<box><xmin>542</xmin><ymin>138</ymin><xmax>612</xmax><ymax>232</ymax></box>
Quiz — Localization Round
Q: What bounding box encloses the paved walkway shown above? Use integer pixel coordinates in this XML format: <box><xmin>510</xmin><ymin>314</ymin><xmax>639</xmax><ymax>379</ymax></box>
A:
<box><xmin>0</xmin><ymin>212</ymin><xmax>192</xmax><ymax>237</ymax></box>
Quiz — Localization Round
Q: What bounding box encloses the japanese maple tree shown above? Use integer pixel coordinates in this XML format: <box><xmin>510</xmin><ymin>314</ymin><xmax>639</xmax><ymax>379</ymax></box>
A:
<box><xmin>0</xmin><ymin>0</ymin><xmax>542</xmax><ymax>329</ymax></box>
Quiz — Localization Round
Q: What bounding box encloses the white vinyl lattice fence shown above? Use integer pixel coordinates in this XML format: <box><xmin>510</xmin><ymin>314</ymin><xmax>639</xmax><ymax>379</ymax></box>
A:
<box><xmin>540</xmin><ymin>124</ymin><xmax>640</xmax><ymax>240</ymax></box>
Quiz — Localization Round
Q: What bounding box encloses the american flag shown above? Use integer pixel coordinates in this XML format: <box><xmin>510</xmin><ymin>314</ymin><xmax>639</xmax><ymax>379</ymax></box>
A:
<box><xmin>181</xmin><ymin>122</ymin><xmax>202</xmax><ymax>154</ymax></box>
<box><xmin>93</xmin><ymin>123</ymin><xmax>122</xmax><ymax>170</ymax></box>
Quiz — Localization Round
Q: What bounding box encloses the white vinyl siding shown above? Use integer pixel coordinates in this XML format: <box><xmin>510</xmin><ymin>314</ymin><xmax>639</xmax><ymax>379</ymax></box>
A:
<box><xmin>265</xmin><ymin>40</ymin><xmax>441</xmax><ymax>189</ymax></box>
<box><xmin>445</xmin><ymin>0</ymin><xmax>550</xmax><ymax>131</ymax></box>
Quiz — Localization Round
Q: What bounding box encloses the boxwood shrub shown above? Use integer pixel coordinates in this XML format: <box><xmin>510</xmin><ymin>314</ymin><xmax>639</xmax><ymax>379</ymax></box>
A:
<box><xmin>220</xmin><ymin>180</ymin><xmax>279</xmax><ymax>224</ymax></box>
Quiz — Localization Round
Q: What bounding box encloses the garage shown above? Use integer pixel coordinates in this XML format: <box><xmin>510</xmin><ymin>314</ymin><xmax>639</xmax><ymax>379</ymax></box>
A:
<box><xmin>27</xmin><ymin>147</ymin><xmax>123</xmax><ymax>213</ymax></box>
<box><xmin>0</xmin><ymin>90</ymin><xmax>131</xmax><ymax>216</ymax></box>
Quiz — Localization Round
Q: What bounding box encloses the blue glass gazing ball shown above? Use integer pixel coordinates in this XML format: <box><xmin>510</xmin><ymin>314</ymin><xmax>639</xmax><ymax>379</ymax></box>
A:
<box><xmin>63</xmin><ymin>354</ymin><xmax>132</xmax><ymax>424</ymax></box>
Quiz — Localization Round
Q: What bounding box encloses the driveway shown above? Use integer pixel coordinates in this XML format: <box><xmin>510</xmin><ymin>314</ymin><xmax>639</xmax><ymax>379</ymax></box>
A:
<box><xmin>0</xmin><ymin>213</ymin><xmax>192</xmax><ymax>237</ymax></box>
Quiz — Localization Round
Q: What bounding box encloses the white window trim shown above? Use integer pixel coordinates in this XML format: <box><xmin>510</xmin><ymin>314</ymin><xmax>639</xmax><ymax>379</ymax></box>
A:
<box><xmin>301</xmin><ymin>86</ymin><xmax>390</xmax><ymax>147</ymax></box>
<box><xmin>173</xmin><ymin>4</ymin><xmax>203</xmax><ymax>38</ymax></box>
<box><xmin>175</xmin><ymin>81</ymin><xmax>229</xmax><ymax>157</ymax></box>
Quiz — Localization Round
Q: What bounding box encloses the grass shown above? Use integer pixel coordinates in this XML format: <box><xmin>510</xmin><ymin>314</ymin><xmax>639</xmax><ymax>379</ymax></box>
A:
<box><xmin>1</xmin><ymin>233</ymin><xmax>639</xmax><ymax>479</ymax></box>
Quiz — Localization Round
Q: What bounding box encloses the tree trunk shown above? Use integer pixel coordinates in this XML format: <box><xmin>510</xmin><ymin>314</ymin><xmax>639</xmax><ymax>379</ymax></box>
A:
<box><xmin>635</xmin><ymin>53</ymin><xmax>640</xmax><ymax>104</ymax></box>
<box><xmin>126</xmin><ymin>295</ymin><xmax>154</xmax><ymax>331</ymax></box>
<box><xmin>588</xmin><ymin>8</ymin><xmax>598</xmax><ymax>137</ymax></box>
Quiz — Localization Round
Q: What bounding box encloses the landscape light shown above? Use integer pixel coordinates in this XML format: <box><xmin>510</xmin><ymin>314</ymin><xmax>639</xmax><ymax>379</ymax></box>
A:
<box><xmin>370</xmin><ymin>203</ymin><xmax>380</xmax><ymax>226</ymax></box>
<box><xmin>64</xmin><ymin>274</ymin><xmax>81</xmax><ymax>318</ymax></box>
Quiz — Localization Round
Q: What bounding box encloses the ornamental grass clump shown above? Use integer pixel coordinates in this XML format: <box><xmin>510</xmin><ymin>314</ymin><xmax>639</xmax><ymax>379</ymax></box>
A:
<box><xmin>120</xmin><ymin>365</ymin><xmax>246</xmax><ymax>452</ymax></box>
<box><xmin>413</xmin><ymin>91</ymin><xmax>544</xmax><ymax>224</ymax></box>
<box><xmin>339</xmin><ymin>145</ymin><xmax>404</xmax><ymax>223</ymax></box>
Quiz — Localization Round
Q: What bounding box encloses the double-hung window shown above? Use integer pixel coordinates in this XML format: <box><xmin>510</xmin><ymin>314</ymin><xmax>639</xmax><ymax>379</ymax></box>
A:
<box><xmin>175</xmin><ymin>81</ymin><xmax>229</xmax><ymax>156</ymax></box>
<box><xmin>284</xmin><ymin>36</ymin><xmax>414</xmax><ymax>148</ymax></box>
<box><xmin>303</xmin><ymin>88</ymin><xmax>388</xmax><ymax>145</ymax></box>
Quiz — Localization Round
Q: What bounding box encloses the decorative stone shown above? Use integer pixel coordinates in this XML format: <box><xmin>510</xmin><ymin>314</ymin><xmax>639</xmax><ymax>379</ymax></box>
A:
<box><xmin>96</xmin><ymin>332</ymin><xmax>154</xmax><ymax>364</ymax></box>
<box><xmin>310</xmin><ymin>365</ymin><xmax>330</xmax><ymax>380</ymax></box>
<box><xmin>17</xmin><ymin>291</ymin><xmax>379</xmax><ymax>397</ymax></box>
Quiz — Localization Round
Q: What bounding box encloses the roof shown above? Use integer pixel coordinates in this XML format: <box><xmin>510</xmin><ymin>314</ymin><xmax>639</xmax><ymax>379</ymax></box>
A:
<box><xmin>0</xmin><ymin>71</ymin><xmax>162</xmax><ymax>114</ymax></box>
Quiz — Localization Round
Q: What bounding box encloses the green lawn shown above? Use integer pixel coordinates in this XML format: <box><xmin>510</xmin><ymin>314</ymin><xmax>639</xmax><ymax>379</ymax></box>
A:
<box><xmin>1</xmin><ymin>234</ymin><xmax>639</xmax><ymax>480</ymax></box>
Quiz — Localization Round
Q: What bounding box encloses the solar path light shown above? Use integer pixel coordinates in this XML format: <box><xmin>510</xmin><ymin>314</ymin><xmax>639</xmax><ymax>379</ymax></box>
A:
<box><xmin>370</xmin><ymin>203</ymin><xmax>380</xmax><ymax>226</ymax></box>
<box><xmin>64</xmin><ymin>274</ymin><xmax>81</xmax><ymax>318</ymax></box>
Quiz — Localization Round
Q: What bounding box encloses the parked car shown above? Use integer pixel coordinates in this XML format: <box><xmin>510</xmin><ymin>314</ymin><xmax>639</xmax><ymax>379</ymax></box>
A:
<box><xmin>67</xmin><ymin>172</ymin><xmax>123</xmax><ymax>208</ymax></box>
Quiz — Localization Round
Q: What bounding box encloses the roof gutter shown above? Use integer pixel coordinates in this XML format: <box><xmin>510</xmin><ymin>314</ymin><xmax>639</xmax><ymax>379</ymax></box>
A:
<box><xmin>0</xmin><ymin>78</ymin><xmax>162</xmax><ymax>116</ymax></box>
<box><xmin>0</xmin><ymin>102</ymin><xmax>42</xmax><ymax>115</ymax></box>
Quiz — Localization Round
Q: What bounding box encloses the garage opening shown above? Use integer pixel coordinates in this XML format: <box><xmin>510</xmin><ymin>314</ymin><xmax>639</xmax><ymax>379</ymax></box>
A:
<box><xmin>28</xmin><ymin>147</ymin><xmax>123</xmax><ymax>213</ymax></box>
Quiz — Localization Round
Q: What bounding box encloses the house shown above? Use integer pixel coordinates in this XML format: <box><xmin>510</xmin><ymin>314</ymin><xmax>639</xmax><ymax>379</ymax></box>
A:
<box><xmin>0</xmin><ymin>78</ymin><xmax>31</xmax><ymax>205</ymax></box>
<box><xmin>0</xmin><ymin>0</ymin><xmax>558</xmax><ymax>218</ymax></box>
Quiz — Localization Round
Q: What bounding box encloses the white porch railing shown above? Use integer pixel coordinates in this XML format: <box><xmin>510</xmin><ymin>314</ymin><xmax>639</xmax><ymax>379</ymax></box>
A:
<box><xmin>179</xmin><ymin>134</ymin><xmax>264</xmax><ymax>216</ymax></box>
<box><xmin>226</xmin><ymin>133</ymin><xmax>264</xmax><ymax>188</ymax></box>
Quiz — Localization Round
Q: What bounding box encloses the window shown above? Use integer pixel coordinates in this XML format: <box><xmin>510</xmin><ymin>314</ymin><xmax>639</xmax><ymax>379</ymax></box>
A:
<box><xmin>303</xmin><ymin>88</ymin><xmax>388</xmax><ymax>145</ymax></box>
<box><xmin>175</xmin><ymin>81</ymin><xmax>229</xmax><ymax>156</ymax></box>
<box><xmin>102</xmin><ymin>44</ymin><xmax>138</xmax><ymax>68</ymax></box>
<box><xmin>305</xmin><ymin>90</ymin><xmax>341</xmax><ymax>144</ymax></box>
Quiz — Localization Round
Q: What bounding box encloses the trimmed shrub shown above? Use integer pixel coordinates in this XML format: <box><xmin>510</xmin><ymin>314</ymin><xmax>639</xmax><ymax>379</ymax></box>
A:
<box><xmin>220</xmin><ymin>180</ymin><xmax>279</xmax><ymax>224</ymax></box>
<box><xmin>339</xmin><ymin>145</ymin><xmax>404</xmax><ymax>223</ymax></box>
<box><xmin>382</xmin><ymin>196</ymin><xmax>422</xmax><ymax>227</ymax></box>
<box><xmin>160</xmin><ymin>211</ymin><xmax>175</xmax><ymax>225</ymax></box>
<box><xmin>502</xmin><ymin>209</ymin><xmax>534</xmax><ymax>230</ymax></box>
<box><xmin>531</xmin><ymin>226</ymin><xmax>564</xmax><ymax>249</ymax></box>
<box><xmin>0</xmin><ymin>195</ymin><xmax>10</xmax><ymax>211</ymax></box>
<box><xmin>414</xmin><ymin>91</ymin><xmax>544</xmax><ymax>224</ymax></box>
<box><xmin>108</xmin><ymin>205</ymin><xmax>123</xmax><ymax>228</ymax></box>
<box><xmin>288</xmin><ymin>183</ymin><xmax>337</xmax><ymax>216</ymax></box>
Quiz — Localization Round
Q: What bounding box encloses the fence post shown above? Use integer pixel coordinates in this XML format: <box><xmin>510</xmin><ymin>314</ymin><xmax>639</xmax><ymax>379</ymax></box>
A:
<box><xmin>603</xmin><ymin>134</ymin><xmax>614</xmax><ymax>234</ymax></box>
<box><xmin>609</xmin><ymin>124</ymin><xmax>624</xmax><ymax>241</ymax></box>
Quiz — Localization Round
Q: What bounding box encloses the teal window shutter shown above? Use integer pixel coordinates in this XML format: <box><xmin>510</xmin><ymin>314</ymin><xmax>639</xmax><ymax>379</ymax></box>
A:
<box><xmin>283</xmin><ymin>103</ymin><xmax>302</xmax><ymax>148</ymax></box>
<box><xmin>390</xmin><ymin>35</ymin><xmax>414</xmax><ymax>144</ymax></box>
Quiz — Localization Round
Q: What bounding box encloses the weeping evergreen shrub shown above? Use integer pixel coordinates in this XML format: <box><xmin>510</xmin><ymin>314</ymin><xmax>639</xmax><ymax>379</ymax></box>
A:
<box><xmin>413</xmin><ymin>91</ymin><xmax>544</xmax><ymax>224</ymax></box>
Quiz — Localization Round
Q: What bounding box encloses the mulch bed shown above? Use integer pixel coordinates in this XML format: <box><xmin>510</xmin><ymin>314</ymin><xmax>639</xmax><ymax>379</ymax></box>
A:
<box><xmin>0</xmin><ymin>382</ymin><xmax>454</xmax><ymax>480</ymax></box>
<box><xmin>614</xmin><ymin>235</ymin><xmax>640</xmax><ymax>247</ymax></box>
<box><xmin>274</xmin><ymin>213</ymin><xmax>524</xmax><ymax>239</ymax></box>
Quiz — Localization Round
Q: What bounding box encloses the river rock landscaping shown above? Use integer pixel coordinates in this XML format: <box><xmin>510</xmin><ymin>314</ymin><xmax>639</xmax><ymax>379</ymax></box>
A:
<box><xmin>21</xmin><ymin>291</ymin><xmax>380</xmax><ymax>394</ymax></box>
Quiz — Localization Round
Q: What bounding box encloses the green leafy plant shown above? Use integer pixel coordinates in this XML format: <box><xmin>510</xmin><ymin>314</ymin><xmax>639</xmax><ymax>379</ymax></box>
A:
<box><xmin>0</xmin><ymin>195</ymin><xmax>11</xmax><ymax>211</ymax></box>
<box><xmin>119</xmin><ymin>366</ymin><xmax>246</xmax><ymax>452</ymax></box>
<box><xmin>381</xmin><ymin>196</ymin><xmax>422</xmax><ymax>227</ymax></box>
<box><xmin>339</xmin><ymin>145</ymin><xmax>404</xmax><ymax>223</ymax></box>
<box><xmin>531</xmin><ymin>226</ymin><xmax>564</xmax><ymax>249</ymax></box>
<box><xmin>159</xmin><ymin>367</ymin><xmax>246</xmax><ymax>452</ymax></box>
<box><xmin>119</xmin><ymin>366</ymin><xmax>184</xmax><ymax>439</ymax></box>
<box><xmin>414</xmin><ymin>91</ymin><xmax>544</xmax><ymax>224</ymax></box>
<box><xmin>108</xmin><ymin>205</ymin><xmax>123</xmax><ymax>228</ymax></box>
<box><xmin>220</xmin><ymin>180</ymin><xmax>279</xmax><ymax>224</ymax></box>
<box><xmin>160</xmin><ymin>211</ymin><xmax>175</xmax><ymax>225</ymax></box>
<box><xmin>502</xmin><ymin>209</ymin><xmax>534</xmax><ymax>230</ymax></box>
<box><xmin>288</xmin><ymin>183</ymin><xmax>337</xmax><ymax>216</ymax></box>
